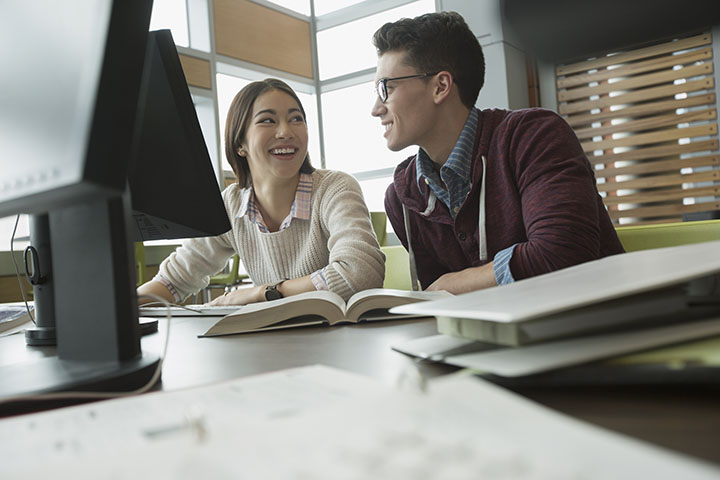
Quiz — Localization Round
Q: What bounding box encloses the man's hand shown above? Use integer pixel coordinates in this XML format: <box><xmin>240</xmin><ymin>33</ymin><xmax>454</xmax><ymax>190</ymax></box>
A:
<box><xmin>425</xmin><ymin>263</ymin><xmax>497</xmax><ymax>294</ymax></box>
<box><xmin>207</xmin><ymin>285</ymin><xmax>264</xmax><ymax>306</ymax></box>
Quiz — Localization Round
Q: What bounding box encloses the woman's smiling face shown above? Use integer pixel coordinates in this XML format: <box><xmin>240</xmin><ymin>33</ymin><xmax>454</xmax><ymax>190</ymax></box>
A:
<box><xmin>240</xmin><ymin>89</ymin><xmax>309</xmax><ymax>183</ymax></box>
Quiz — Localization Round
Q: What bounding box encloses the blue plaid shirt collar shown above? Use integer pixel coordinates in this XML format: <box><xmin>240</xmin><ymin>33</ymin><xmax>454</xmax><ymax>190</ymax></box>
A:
<box><xmin>416</xmin><ymin>108</ymin><xmax>478</xmax><ymax>217</ymax></box>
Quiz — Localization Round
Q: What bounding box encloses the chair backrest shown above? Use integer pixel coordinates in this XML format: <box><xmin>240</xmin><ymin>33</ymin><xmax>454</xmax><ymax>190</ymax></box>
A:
<box><xmin>381</xmin><ymin>245</ymin><xmax>413</xmax><ymax>290</ymax></box>
<box><xmin>615</xmin><ymin>219</ymin><xmax>720</xmax><ymax>252</ymax></box>
<box><xmin>134</xmin><ymin>242</ymin><xmax>146</xmax><ymax>286</ymax></box>
<box><xmin>370</xmin><ymin>211</ymin><xmax>387</xmax><ymax>246</ymax></box>
<box><xmin>208</xmin><ymin>254</ymin><xmax>242</xmax><ymax>285</ymax></box>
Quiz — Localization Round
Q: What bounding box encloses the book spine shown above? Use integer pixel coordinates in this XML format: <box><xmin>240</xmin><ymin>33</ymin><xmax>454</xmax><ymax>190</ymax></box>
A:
<box><xmin>436</xmin><ymin>317</ymin><xmax>521</xmax><ymax>346</ymax></box>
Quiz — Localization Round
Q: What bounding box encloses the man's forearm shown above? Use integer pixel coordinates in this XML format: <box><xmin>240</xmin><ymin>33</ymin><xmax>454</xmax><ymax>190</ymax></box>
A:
<box><xmin>425</xmin><ymin>262</ymin><xmax>498</xmax><ymax>294</ymax></box>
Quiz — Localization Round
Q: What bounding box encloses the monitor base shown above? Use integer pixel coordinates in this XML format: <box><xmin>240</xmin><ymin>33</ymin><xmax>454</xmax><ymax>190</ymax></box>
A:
<box><xmin>0</xmin><ymin>352</ymin><xmax>160</xmax><ymax>416</ymax></box>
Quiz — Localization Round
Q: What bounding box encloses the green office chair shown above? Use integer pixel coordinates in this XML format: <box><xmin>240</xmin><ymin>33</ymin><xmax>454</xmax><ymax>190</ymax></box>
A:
<box><xmin>202</xmin><ymin>254</ymin><xmax>248</xmax><ymax>302</ymax></box>
<box><xmin>615</xmin><ymin>219</ymin><xmax>720</xmax><ymax>252</ymax></box>
<box><xmin>381</xmin><ymin>245</ymin><xmax>414</xmax><ymax>290</ymax></box>
<box><xmin>134</xmin><ymin>242</ymin><xmax>146</xmax><ymax>286</ymax></box>
<box><xmin>369</xmin><ymin>211</ymin><xmax>413</xmax><ymax>290</ymax></box>
<box><xmin>370</xmin><ymin>211</ymin><xmax>387</xmax><ymax>246</ymax></box>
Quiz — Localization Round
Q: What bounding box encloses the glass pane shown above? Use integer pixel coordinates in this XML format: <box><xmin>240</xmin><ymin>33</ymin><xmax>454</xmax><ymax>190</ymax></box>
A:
<box><xmin>217</xmin><ymin>74</ymin><xmax>251</xmax><ymax>173</ymax></box>
<box><xmin>314</xmin><ymin>0</ymin><xmax>364</xmax><ymax>16</ymax></box>
<box><xmin>317</xmin><ymin>0</ymin><xmax>434</xmax><ymax>80</ymax></box>
<box><xmin>216</xmin><ymin>74</ymin><xmax>320</xmax><ymax>177</ymax></box>
<box><xmin>265</xmin><ymin>0</ymin><xmax>310</xmax><ymax>16</ymax></box>
<box><xmin>322</xmin><ymin>81</ymin><xmax>415</xmax><ymax>174</ymax></box>
<box><xmin>0</xmin><ymin>214</ymin><xmax>29</xmax><ymax>252</ymax></box>
<box><xmin>150</xmin><ymin>0</ymin><xmax>189</xmax><ymax>47</ymax></box>
<box><xmin>358</xmin><ymin>177</ymin><xmax>393</xmax><ymax>216</ymax></box>
<box><xmin>296</xmin><ymin>91</ymin><xmax>321</xmax><ymax>173</ymax></box>
<box><xmin>191</xmin><ymin>95</ymin><xmax>219</xmax><ymax>176</ymax></box>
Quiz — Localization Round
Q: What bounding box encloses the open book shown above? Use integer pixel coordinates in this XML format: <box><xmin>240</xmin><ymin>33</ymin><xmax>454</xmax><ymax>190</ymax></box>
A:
<box><xmin>200</xmin><ymin>288</ymin><xmax>451</xmax><ymax>337</ymax></box>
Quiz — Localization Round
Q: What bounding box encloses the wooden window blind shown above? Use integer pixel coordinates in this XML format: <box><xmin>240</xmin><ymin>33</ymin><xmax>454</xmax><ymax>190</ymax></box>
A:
<box><xmin>556</xmin><ymin>32</ymin><xmax>719</xmax><ymax>225</ymax></box>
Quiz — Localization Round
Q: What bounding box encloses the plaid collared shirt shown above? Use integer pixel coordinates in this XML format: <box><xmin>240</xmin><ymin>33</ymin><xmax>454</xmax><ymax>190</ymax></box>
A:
<box><xmin>416</xmin><ymin>108</ymin><xmax>478</xmax><ymax>218</ymax></box>
<box><xmin>240</xmin><ymin>173</ymin><xmax>313</xmax><ymax>232</ymax></box>
<box><xmin>237</xmin><ymin>173</ymin><xmax>328</xmax><ymax>290</ymax></box>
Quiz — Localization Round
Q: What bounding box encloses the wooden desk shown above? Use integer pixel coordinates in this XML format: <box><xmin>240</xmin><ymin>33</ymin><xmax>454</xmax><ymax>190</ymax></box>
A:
<box><xmin>2</xmin><ymin>316</ymin><xmax>720</xmax><ymax>466</ymax></box>
<box><xmin>142</xmin><ymin>316</ymin><xmax>452</xmax><ymax>390</ymax></box>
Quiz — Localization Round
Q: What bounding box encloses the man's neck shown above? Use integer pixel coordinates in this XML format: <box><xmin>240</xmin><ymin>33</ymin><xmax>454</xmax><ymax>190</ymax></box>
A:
<box><xmin>421</xmin><ymin>104</ymin><xmax>472</xmax><ymax>166</ymax></box>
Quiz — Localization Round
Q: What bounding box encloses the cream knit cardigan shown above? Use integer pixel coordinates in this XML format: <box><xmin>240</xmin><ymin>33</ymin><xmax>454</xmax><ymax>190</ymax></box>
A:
<box><xmin>155</xmin><ymin>169</ymin><xmax>385</xmax><ymax>301</ymax></box>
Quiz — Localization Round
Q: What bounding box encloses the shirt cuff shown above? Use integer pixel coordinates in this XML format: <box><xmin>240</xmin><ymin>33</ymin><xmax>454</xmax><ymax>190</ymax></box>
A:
<box><xmin>156</xmin><ymin>275</ymin><xmax>183</xmax><ymax>303</ymax></box>
<box><xmin>493</xmin><ymin>244</ymin><xmax>517</xmax><ymax>286</ymax></box>
<box><xmin>311</xmin><ymin>268</ymin><xmax>329</xmax><ymax>291</ymax></box>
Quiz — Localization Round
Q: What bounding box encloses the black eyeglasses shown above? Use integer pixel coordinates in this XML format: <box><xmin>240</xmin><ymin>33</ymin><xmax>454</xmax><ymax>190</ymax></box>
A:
<box><xmin>374</xmin><ymin>72</ymin><xmax>439</xmax><ymax>103</ymax></box>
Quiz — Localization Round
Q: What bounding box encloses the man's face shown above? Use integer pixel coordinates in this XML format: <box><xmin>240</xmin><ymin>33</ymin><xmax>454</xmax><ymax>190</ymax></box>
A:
<box><xmin>371</xmin><ymin>50</ymin><xmax>435</xmax><ymax>152</ymax></box>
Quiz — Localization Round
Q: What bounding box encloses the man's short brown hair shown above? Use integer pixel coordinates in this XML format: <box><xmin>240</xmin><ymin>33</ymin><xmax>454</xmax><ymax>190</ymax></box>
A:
<box><xmin>373</xmin><ymin>11</ymin><xmax>485</xmax><ymax>109</ymax></box>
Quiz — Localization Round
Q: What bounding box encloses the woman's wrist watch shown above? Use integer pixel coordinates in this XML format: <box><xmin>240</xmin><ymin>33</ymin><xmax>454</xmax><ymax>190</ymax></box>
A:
<box><xmin>264</xmin><ymin>281</ymin><xmax>285</xmax><ymax>301</ymax></box>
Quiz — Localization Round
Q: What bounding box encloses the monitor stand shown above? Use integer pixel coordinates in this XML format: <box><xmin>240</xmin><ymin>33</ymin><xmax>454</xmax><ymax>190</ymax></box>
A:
<box><xmin>24</xmin><ymin>214</ymin><xmax>57</xmax><ymax>346</ymax></box>
<box><xmin>0</xmin><ymin>195</ymin><xmax>160</xmax><ymax>415</ymax></box>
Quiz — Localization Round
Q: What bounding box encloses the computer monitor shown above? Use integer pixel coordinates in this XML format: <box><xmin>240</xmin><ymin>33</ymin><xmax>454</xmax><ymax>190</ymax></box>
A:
<box><xmin>0</xmin><ymin>0</ymin><xmax>230</xmax><ymax>410</ymax></box>
<box><xmin>129</xmin><ymin>29</ymin><xmax>230</xmax><ymax>241</ymax></box>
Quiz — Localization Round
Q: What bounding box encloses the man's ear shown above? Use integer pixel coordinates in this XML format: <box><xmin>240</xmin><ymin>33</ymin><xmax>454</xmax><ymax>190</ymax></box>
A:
<box><xmin>432</xmin><ymin>71</ymin><xmax>454</xmax><ymax>105</ymax></box>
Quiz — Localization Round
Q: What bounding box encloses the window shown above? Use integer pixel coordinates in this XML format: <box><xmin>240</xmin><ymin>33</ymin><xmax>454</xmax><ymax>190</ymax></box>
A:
<box><xmin>357</xmin><ymin>176</ymin><xmax>394</xmax><ymax>213</ymax></box>
<box><xmin>316</xmin><ymin>0</ymin><xmax>434</xmax><ymax>80</ymax></box>
<box><xmin>264</xmin><ymin>0</ymin><xmax>310</xmax><ymax>16</ymax></box>
<box><xmin>314</xmin><ymin>0</ymin><xmax>365</xmax><ymax>16</ymax></box>
<box><xmin>149</xmin><ymin>0</ymin><xmax>189</xmax><ymax>47</ymax></box>
<box><xmin>192</xmin><ymin>94</ymin><xmax>220</xmax><ymax>174</ymax></box>
<box><xmin>322</xmin><ymin>81</ymin><xmax>415</xmax><ymax>174</ymax></box>
<box><xmin>216</xmin><ymin>74</ymin><xmax>252</xmax><ymax>173</ymax></box>
<box><xmin>0</xmin><ymin>215</ymin><xmax>28</xmax><ymax>251</ymax></box>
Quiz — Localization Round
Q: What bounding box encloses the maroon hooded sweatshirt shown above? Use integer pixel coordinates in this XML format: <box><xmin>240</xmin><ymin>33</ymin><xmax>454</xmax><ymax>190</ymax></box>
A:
<box><xmin>384</xmin><ymin>107</ymin><xmax>624</xmax><ymax>289</ymax></box>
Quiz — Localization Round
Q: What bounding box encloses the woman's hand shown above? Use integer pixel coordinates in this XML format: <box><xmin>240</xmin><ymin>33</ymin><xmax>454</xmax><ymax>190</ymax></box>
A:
<box><xmin>207</xmin><ymin>276</ymin><xmax>316</xmax><ymax>306</ymax></box>
<box><xmin>207</xmin><ymin>285</ymin><xmax>264</xmax><ymax>306</ymax></box>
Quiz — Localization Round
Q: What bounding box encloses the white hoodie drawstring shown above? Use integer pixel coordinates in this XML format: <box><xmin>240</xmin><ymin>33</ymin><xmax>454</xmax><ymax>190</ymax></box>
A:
<box><xmin>403</xmin><ymin>155</ymin><xmax>488</xmax><ymax>290</ymax></box>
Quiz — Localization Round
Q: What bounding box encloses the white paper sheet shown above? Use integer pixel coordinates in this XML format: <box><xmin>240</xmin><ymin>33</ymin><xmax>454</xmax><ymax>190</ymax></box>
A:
<box><xmin>391</xmin><ymin>240</ymin><xmax>720</xmax><ymax>322</ymax></box>
<box><xmin>2</xmin><ymin>365</ymin><xmax>719</xmax><ymax>479</ymax></box>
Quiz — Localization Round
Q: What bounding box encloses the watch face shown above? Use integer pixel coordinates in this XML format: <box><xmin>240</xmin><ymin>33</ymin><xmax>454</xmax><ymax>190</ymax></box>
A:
<box><xmin>265</xmin><ymin>285</ymin><xmax>283</xmax><ymax>301</ymax></box>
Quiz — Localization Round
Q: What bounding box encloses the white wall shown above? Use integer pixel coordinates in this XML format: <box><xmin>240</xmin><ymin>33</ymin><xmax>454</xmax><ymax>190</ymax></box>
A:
<box><xmin>439</xmin><ymin>0</ymin><xmax>529</xmax><ymax>110</ymax></box>
<box><xmin>537</xmin><ymin>59</ymin><xmax>557</xmax><ymax>111</ymax></box>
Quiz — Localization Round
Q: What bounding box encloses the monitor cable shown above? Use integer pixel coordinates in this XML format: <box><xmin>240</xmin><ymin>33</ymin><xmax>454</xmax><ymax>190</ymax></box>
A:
<box><xmin>9</xmin><ymin>214</ymin><xmax>35</xmax><ymax>325</ymax></box>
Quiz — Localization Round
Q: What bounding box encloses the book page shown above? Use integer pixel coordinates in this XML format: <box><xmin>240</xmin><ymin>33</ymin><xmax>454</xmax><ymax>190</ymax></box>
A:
<box><xmin>345</xmin><ymin>288</ymin><xmax>452</xmax><ymax>321</ymax></box>
<box><xmin>139</xmin><ymin>305</ymin><xmax>243</xmax><ymax>317</ymax></box>
<box><xmin>201</xmin><ymin>290</ymin><xmax>347</xmax><ymax>336</ymax></box>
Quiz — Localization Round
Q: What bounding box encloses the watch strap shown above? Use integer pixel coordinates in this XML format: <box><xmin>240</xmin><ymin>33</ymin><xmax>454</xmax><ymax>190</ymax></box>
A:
<box><xmin>264</xmin><ymin>281</ymin><xmax>285</xmax><ymax>301</ymax></box>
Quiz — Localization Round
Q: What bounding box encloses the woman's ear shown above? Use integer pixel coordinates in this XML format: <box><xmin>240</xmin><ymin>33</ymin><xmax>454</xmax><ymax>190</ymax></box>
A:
<box><xmin>432</xmin><ymin>71</ymin><xmax>454</xmax><ymax>105</ymax></box>
<box><xmin>237</xmin><ymin>147</ymin><xmax>247</xmax><ymax>157</ymax></box>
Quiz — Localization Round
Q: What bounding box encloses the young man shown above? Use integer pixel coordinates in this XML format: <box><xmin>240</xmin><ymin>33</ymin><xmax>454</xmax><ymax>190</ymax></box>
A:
<box><xmin>371</xmin><ymin>11</ymin><xmax>624</xmax><ymax>294</ymax></box>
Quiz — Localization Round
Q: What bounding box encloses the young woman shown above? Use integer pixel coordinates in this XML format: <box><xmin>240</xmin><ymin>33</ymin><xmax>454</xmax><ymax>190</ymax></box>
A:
<box><xmin>138</xmin><ymin>78</ymin><xmax>385</xmax><ymax>305</ymax></box>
